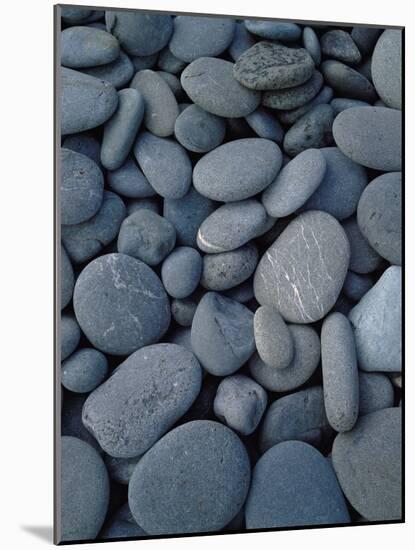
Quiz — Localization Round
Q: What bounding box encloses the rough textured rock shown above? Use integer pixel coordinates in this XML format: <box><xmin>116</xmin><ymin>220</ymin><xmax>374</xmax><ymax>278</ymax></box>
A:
<box><xmin>263</xmin><ymin>71</ymin><xmax>323</xmax><ymax>111</ymax></box>
<box><xmin>253</xmin><ymin>306</ymin><xmax>294</xmax><ymax>369</ymax></box>
<box><xmin>320</xmin><ymin>30</ymin><xmax>361</xmax><ymax>64</ymax></box>
<box><xmin>161</xmin><ymin>247</ymin><xmax>202</xmax><ymax>298</ymax></box>
<box><xmin>201</xmin><ymin>244</ymin><xmax>259</xmax><ymax>291</ymax></box>
<box><xmin>283</xmin><ymin>104</ymin><xmax>334</xmax><ymax>156</ymax></box>
<box><xmin>372</xmin><ymin>30</ymin><xmax>402</xmax><ymax>110</ymax></box>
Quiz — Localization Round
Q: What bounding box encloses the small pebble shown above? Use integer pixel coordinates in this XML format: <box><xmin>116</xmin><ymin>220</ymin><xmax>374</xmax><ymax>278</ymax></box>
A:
<box><xmin>107</xmin><ymin>158</ymin><xmax>155</xmax><ymax>198</ymax></box>
<box><xmin>253</xmin><ymin>306</ymin><xmax>294</xmax><ymax>369</ymax></box>
<box><xmin>126</xmin><ymin>196</ymin><xmax>160</xmax><ymax>216</ymax></box>
<box><xmin>61</xmin><ymin>313</ymin><xmax>81</xmax><ymax>361</ymax></box>
<box><xmin>104</xmin><ymin>455</ymin><xmax>141</xmax><ymax>485</ymax></box>
<box><xmin>245</xmin><ymin>107</ymin><xmax>284</xmax><ymax>143</ymax></box>
<box><xmin>343</xmin><ymin>271</ymin><xmax>373</xmax><ymax>302</ymax></box>
<box><xmin>161</xmin><ymin>247</ymin><xmax>202</xmax><ymax>298</ymax></box>
<box><xmin>321</xmin><ymin>60</ymin><xmax>376</xmax><ymax>102</ymax></box>
<box><xmin>359</xmin><ymin>372</ymin><xmax>395</xmax><ymax>415</ymax></box>
<box><xmin>303</xmin><ymin>26</ymin><xmax>321</xmax><ymax>65</ymax></box>
<box><xmin>263</xmin><ymin>70</ymin><xmax>323</xmax><ymax>111</ymax></box>
<box><xmin>244</xmin><ymin>20</ymin><xmax>301</xmax><ymax>41</ymax></box>
<box><xmin>277</xmin><ymin>85</ymin><xmax>334</xmax><ymax>126</ymax></box>
<box><xmin>62</xmin><ymin>348</ymin><xmax>108</xmax><ymax>393</ymax></box>
<box><xmin>171</xmin><ymin>297</ymin><xmax>198</xmax><ymax>327</ymax></box>
<box><xmin>158</xmin><ymin>47</ymin><xmax>186</xmax><ymax>74</ymax></box>
<box><xmin>342</xmin><ymin>216</ymin><xmax>382</xmax><ymax>274</ymax></box>
<box><xmin>174</xmin><ymin>104</ymin><xmax>226</xmax><ymax>153</ymax></box>
<box><xmin>351</xmin><ymin>27</ymin><xmax>381</xmax><ymax>56</ymax></box>
<box><xmin>283</xmin><ymin>104</ymin><xmax>334</xmax><ymax>156</ymax></box>
<box><xmin>201</xmin><ymin>243</ymin><xmax>258</xmax><ymax>291</ymax></box>
<box><xmin>81</xmin><ymin>50</ymin><xmax>134</xmax><ymax>89</ymax></box>
<box><xmin>229</xmin><ymin>21</ymin><xmax>256</xmax><ymax>61</ymax></box>
<box><xmin>62</xmin><ymin>132</ymin><xmax>101</xmax><ymax>167</ymax></box>
<box><xmin>330</xmin><ymin>97</ymin><xmax>370</xmax><ymax>116</ymax></box>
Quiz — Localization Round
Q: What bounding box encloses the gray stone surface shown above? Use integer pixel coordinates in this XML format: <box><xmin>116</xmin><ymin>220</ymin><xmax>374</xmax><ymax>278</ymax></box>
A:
<box><xmin>321</xmin><ymin>60</ymin><xmax>376</xmax><ymax>102</ymax></box>
<box><xmin>229</xmin><ymin>21</ymin><xmax>256</xmax><ymax>61</ymax></box>
<box><xmin>342</xmin><ymin>216</ymin><xmax>382</xmax><ymax>274</ymax></box>
<box><xmin>158</xmin><ymin>47</ymin><xmax>186</xmax><ymax>74</ymax></box>
<box><xmin>100</xmin><ymin>505</ymin><xmax>147</xmax><ymax>539</ymax></box>
<box><xmin>130</xmin><ymin>52</ymin><xmax>158</xmax><ymax>71</ymax></box>
<box><xmin>372</xmin><ymin>30</ymin><xmax>402</xmax><ymax>110</ymax></box>
<box><xmin>171</xmin><ymin>297</ymin><xmax>198</xmax><ymax>327</ymax></box>
<box><xmin>104</xmin><ymin>455</ymin><xmax>141</xmax><ymax>485</ymax></box>
<box><xmin>351</xmin><ymin>27</ymin><xmax>381</xmax><ymax>56</ymax></box>
<box><xmin>62</xmin><ymin>348</ymin><xmax>108</xmax><ymax>393</ymax></box>
<box><xmin>343</xmin><ymin>271</ymin><xmax>373</xmax><ymax>302</ymax></box>
<box><xmin>83</xmin><ymin>344</ymin><xmax>202</xmax><ymax>457</ymax></box>
<box><xmin>161</xmin><ymin>247</ymin><xmax>202</xmax><ymax>299</ymax></box>
<box><xmin>244</xmin><ymin>20</ymin><xmax>301</xmax><ymax>41</ymax></box>
<box><xmin>174</xmin><ymin>104</ymin><xmax>226</xmax><ymax>153</ymax></box>
<box><xmin>254</xmin><ymin>305</ymin><xmax>294</xmax><ymax>369</ymax></box>
<box><xmin>61</xmin><ymin>245</ymin><xmax>75</xmax><ymax>310</ymax></box>
<box><xmin>321</xmin><ymin>30</ymin><xmax>361</xmax><ymax>64</ymax></box>
<box><xmin>157</xmin><ymin>71</ymin><xmax>182</xmax><ymax>99</ymax></box>
<box><xmin>128</xmin><ymin>420</ymin><xmax>250</xmax><ymax>534</ymax></box>
<box><xmin>263</xmin><ymin>71</ymin><xmax>323</xmax><ymax>111</ymax></box>
<box><xmin>283</xmin><ymin>104</ymin><xmax>334</xmax><ymax>157</ymax></box>
<box><xmin>107</xmin><ymin>158</ymin><xmax>155</xmax><ymax>198</ymax></box>
<box><xmin>303</xmin><ymin>26</ymin><xmax>321</xmax><ymax>65</ymax></box>
<box><xmin>359</xmin><ymin>372</ymin><xmax>395</xmax><ymax>415</ymax></box>
<box><xmin>201</xmin><ymin>243</ymin><xmax>258</xmax><ymax>291</ymax></box>
<box><xmin>81</xmin><ymin>50</ymin><xmax>134</xmax><ymax>89</ymax></box>
<box><xmin>277</xmin><ymin>85</ymin><xmax>333</xmax><ymax>126</ymax></box>
<box><xmin>245</xmin><ymin>107</ymin><xmax>284</xmax><ymax>143</ymax></box>
<box><xmin>126</xmin><ymin>196</ymin><xmax>160</xmax><ymax>216</ymax></box>
<box><xmin>330</xmin><ymin>98</ymin><xmax>370</xmax><ymax>116</ymax></box>
<box><xmin>61</xmin><ymin>26</ymin><xmax>120</xmax><ymax>68</ymax></box>
<box><xmin>61</xmin><ymin>313</ymin><xmax>81</xmax><ymax>361</ymax></box>
<box><xmin>62</xmin><ymin>132</ymin><xmax>101</xmax><ymax>167</ymax></box>
<box><xmin>61</xmin><ymin>7</ymin><xmax>92</xmax><ymax>24</ymax></box>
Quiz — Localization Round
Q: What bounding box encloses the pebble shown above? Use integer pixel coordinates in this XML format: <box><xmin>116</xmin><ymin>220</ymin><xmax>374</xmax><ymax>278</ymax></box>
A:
<box><xmin>171</xmin><ymin>298</ymin><xmax>198</xmax><ymax>327</ymax></box>
<box><xmin>62</xmin><ymin>348</ymin><xmax>108</xmax><ymax>393</ymax></box>
<box><xmin>253</xmin><ymin>306</ymin><xmax>294</xmax><ymax>369</ymax></box>
<box><xmin>332</xmin><ymin>408</ymin><xmax>402</xmax><ymax>520</ymax></box>
<box><xmin>224</xmin><ymin>278</ymin><xmax>254</xmax><ymax>303</ymax></box>
<box><xmin>320</xmin><ymin>30</ymin><xmax>361</xmax><ymax>64</ymax></box>
<box><xmin>262</xmin><ymin>148</ymin><xmax>326</xmax><ymax>217</ymax></box>
<box><xmin>330</xmin><ymin>97</ymin><xmax>370</xmax><ymax>116</ymax></box>
<box><xmin>229</xmin><ymin>21</ymin><xmax>256</xmax><ymax>61</ymax></box>
<box><xmin>321</xmin><ymin>313</ymin><xmax>359</xmax><ymax>432</ymax></box>
<box><xmin>61</xmin><ymin>68</ymin><xmax>119</xmax><ymax>135</ymax></box>
<box><xmin>191</xmin><ymin>292</ymin><xmax>255</xmax><ymax>375</ymax></box>
<box><xmin>351</xmin><ymin>27</ymin><xmax>381</xmax><ymax>56</ymax></box>
<box><xmin>250</xmin><ymin>324</ymin><xmax>320</xmax><ymax>392</ymax></box>
<box><xmin>158</xmin><ymin>47</ymin><xmax>187</xmax><ymax>73</ymax></box>
<box><xmin>60</xmin><ymin>148</ymin><xmax>104</xmax><ymax>225</ymax></box>
<box><xmin>245</xmin><ymin>107</ymin><xmax>284</xmax><ymax>143</ymax></box>
<box><xmin>303</xmin><ymin>26</ymin><xmax>321</xmax><ymax>65</ymax></box>
<box><xmin>134</xmin><ymin>132</ymin><xmax>192</xmax><ymax>198</ymax></box>
<box><xmin>357</xmin><ymin>171</ymin><xmax>402</xmax><ymax>265</ymax></box>
<box><xmin>61</xmin><ymin>313</ymin><xmax>81</xmax><ymax>361</ymax></box>
<box><xmin>161</xmin><ymin>247</ymin><xmax>202</xmax><ymax>298</ymax></box>
<box><xmin>214</xmin><ymin>374</ymin><xmax>268</xmax><ymax>435</ymax></box>
<box><xmin>245</xmin><ymin>441</ymin><xmax>350</xmax><ymax>529</ymax></box>
<box><xmin>62</xmin><ymin>132</ymin><xmax>101</xmax><ymax>167</ymax></box>
<box><xmin>303</xmin><ymin>147</ymin><xmax>368</xmax><ymax>220</ymax></box>
<box><xmin>130</xmin><ymin>52</ymin><xmax>158</xmax><ymax>71</ymax></box>
<box><xmin>254</xmin><ymin>210</ymin><xmax>350</xmax><ymax>323</ymax></box>
<box><xmin>61</xmin><ymin>7</ymin><xmax>92</xmax><ymax>24</ymax></box>
<box><xmin>81</xmin><ymin>50</ymin><xmax>134</xmax><ymax>89</ymax></box>
<box><xmin>131</xmin><ymin>70</ymin><xmax>179</xmax><ymax>137</ymax></box>
<box><xmin>349</xmin><ymin>266</ymin><xmax>401</xmax><ymax>373</ymax></box>
<box><xmin>61</xmin><ymin>245</ymin><xmax>74</xmax><ymax>309</ymax></box>
<box><xmin>283</xmin><ymin>104</ymin><xmax>334</xmax><ymax>156</ymax></box>
<box><xmin>158</xmin><ymin>71</ymin><xmax>182</xmax><ymax>99</ymax></box>
<box><xmin>276</xmin><ymin>85</ymin><xmax>333</xmax><ymax>126</ymax></box>
<box><xmin>372</xmin><ymin>30</ymin><xmax>402</xmax><ymax>109</ymax></box>
<box><xmin>61</xmin><ymin>26</ymin><xmax>120</xmax><ymax>68</ymax></box>
<box><xmin>343</xmin><ymin>271</ymin><xmax>373</xmax><ymax>302</ymax></box>
<box><xmin>193</xmin><ymin>138</ymin><xmax>282</xmax><ymax>202</ymax></box>
<box><xmin>244</xmin><ymin>20</ymin><xmax>301</xmax><ymax>41</ymax></box>
<box><xmin>263</xmin><ymin>70</ymin><xmax>323</xmax><ymax>111</ymax></box>
<box><xmin>104</xmin><ymin>455</ymin><xmax>141</xmax><ymax>485</ymax></box>
<box><xmin>105</xmin><ymin>11</ymin><xmax>172</xmax><ymax>56</ymax></box>
<box><xmin>197</xmin><ymin>200</ymin><xmax>267</xmax><ymax>253</ymax></box>
<box><xmin>61</xmin><ymin>436</ymin><xmax>110</xmax><ymax>541</ymax></box>
<box><xmin>101</xmin><ymin>89</ymin><xmax>144</xmax><ymax>171</ymax></box>
<box><xmin>181</xmin><ymin>57</ymin><xmax>261</xmax><ymax>117</ymax></box>
<box><xmin>128</xmin><ymin>420</ymin><xmax>250</xmax><ymax>534</ymax></box>
<box><xmin>83</xmin><ymin>344</ymin><xmax>202</xmax><ymax>457</ymax></box>
<box><xmin>321</xmin><ymin>60</ymin><xmax>376</xmax><ymax>102</ymax></box>
<box><xmin>201</xmin><ymin>243</ymin><xmax>259</xmax><ymax>291</ymax></box>
<box><xmin>126</xmin><ymin>196</ymin><xmax>160</xmax><ymax>216</ymax></box>
<box><xmin>117</xmin><ymin>209</ymin><xmax>176</xmax><ymax>266</ymax></box>
<box><xmin>174</xmin><ymin>104</ymin><xmax>226</xmax><ymax>153</ymax></box>
<box><xmin>107</xmin><ymin>158</ymin><xmax>155</xmax><ymax>198</ymax></box>
<box><xmin>359</xmin><ymin>372</ymin><xmax>395</xmax><ymax>415</ymax></box>
<box><xmin>233</xmin><ymin>41</ymin><xmax>315</xmax><ymax>91</ymax></box>
<box><xmin>62</xmin><ymin>191</ymin><xmax>126</xmax><ymax>264</ymax></box>
<box><xmin>342</xmin><ymin>216</ymin><xmax>382</xmax><ymax>274</ymax></box>
<box><xmin>333</xmin><ymin>106</ymin><xmax>402</xmax><ymax>171</ymax></box>
<box><xmin>73</xmin><ymin>253</ymin><xmax>170</xmax><ymax>355</ymax></box>
<box><xmin>169</xmin><ymin>16</ymin><xmax>235</xmax><ymax>62</ymax></box>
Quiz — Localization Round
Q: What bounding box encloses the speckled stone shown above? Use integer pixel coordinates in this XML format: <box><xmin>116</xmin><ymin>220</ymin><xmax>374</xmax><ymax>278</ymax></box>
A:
<box><xmin>283</xmin><ymin>104</ymin><xmax>334</xmax><ymax>156</ymax></box>
<box><xmin>303</xmin><ymin>26</ymin><xmax>321</xmax><ymax>65</ymax></box>
<box><xmin>250</xmin><ymin>324</ymin><xmax>320</xmax><ymax>392</ymax></box>
<box><xmin>263</xmin><ymin>71</ymin><xmax>323</xmax><ymax>111</ymax></box>
<box><xmin>342</xmin><ymin>217</ymin><xmax>382</xmax><ymax>274</ymax></box>
<box><xmin>134</xmin><ymin>132</ymin><xmax>192</xmax><ymax>198</ymax></box>
<box><xmin>61</xmin><ymin>436</ymin><xmax>110</xmax><ymax>541</ymax></box>
<box><xmin>321</xmin><ymin>60</ymin><xmax>376</xmax><ymax>102</ymax></box>
<box><xmin>372</xmin><ymin>30</ymin><xmax>402</xmax><ymax>110</ymax></box>
<box><xmin>62</xmin><ymin>348</ymin><xmax>108</xmax><ymax>393</ymax></box>
<box><xmin>193</xmin><ymin>138</ymin><xmax>282</xmax><ymax>202</ymax></box>
<box><xmin>233</xmin><ymin>41</ymin><xmax>315</xmax><ymax>91</ymax></box>
<box><xmin>158</xmin><ymin>47</ymin><xmax>186</xmax><ymax>73</ymax></box>
<box><xmin>229</xmin><ymin>21</ymin><xmax>256</xmax><ymax>61</ymax></box>
<box><xmin>181</xmin><ymin>57</ymin><xmax>260</xmax><ymax>117</ymax></box>
<box><xmin>333</xmin><ymin>107</ymin><xmax>402</xmax><ymax>172</ymax></box>
<box><xmin>161</xmin><ymin>247</ymin><xmax>202</xmax><ymax>299</ymax></box>
<box><xmin>171</xmin><ymin>298</ymin><xmax>198</xmax><ymax>327</ymax></box>
<box><xmin>73</xmin><ymin>253</ymin><xmax>170</xmax><ymax>355</ymax></box>
<box><xmin>349</xmin><ymin>266</ymin><xmax>401</xmax><ymax>373</ymax></box>
<box><xmin>262</xmin><ymin>148</ymin><xmax>326</xmax><ymax>217</ymax></box>
<box><xmin>343</xmin><ymin>271</ymin><xmax>373</xmax><ymax>302</ymax></box>
<box><xmin>81</xmin><ymin>50</ymin><xmax>134</xmax><ymax>89</ymax></box>
<box><xmin>330</xmin><ymin>97</ymin><xmax>370</xmax><ymax>116</ymax></box>
<box><xmin>321</xmin><ymin>30</ymin><xmax>361</xmax><ymax>64</ymax></box>
<box><xmin>83</xmin><ymin>344</ymin><xmax>201</xmax><ymax>457</ymax></box>
<box><xmin>174</xmin><ymin>104</ymin><xmax>226</xmax><ymax>153</ymax></box>
<box><xmin>277</xmin><ymin>85</ymin><xmax>334</xmax><ymax>126</ymax></box>
<box><xmin>104</xmin><ymin>455</ymin><xmax>141</xmax><ymax>485</ymax></box>
<box><xmin>107</xmin><ymin>158</ymin><xmax>155</xmax><ymax>198</ymax></box>
<box><xmin>254</xmin><ymin>306</ymin><xmax>293</xmax><ymax>369</ymax></box>
<box><xmin>191</xmin><ymin>292</ymin><xmax>255</xmax><ymax>375</ymax></box>
<box><xmin>359</xmin><ymin>372</ymin><xmax>395</xmax><ymax>415</ymax></box>
<box><xmin>244</xmin><ymin>20</ymin><xmax>301</xmax><ymax>41</ymax></box>
<box><xmin>357</xmin><ymin>172</ymin><xmax>402</xmax><ymax>265</ymax></box>
<box><xmin>332</xmin><ymin>408</ymin><xmax>402</xmax><ymax>520</ymax></box>
<box><xmin>351</xmin><ymin>27</ymin><xmax>381</xmax><ymax>56</ymax></box>
<box><xmin>245</xmin><ymin>107</ymin><xmax>284</xmax><ymax>143</ymax></box>
<box><xmin>201</xmin><ymin>243</ymin><xmax>258</xmax><ymax>291</ymax></box>
<box><xmin>62</xmin><ymin>132</ymin><xmax>101</xmax><ymax>167</ymax></box>
<box><xmin>61</xmin><ymin>313</ymin><xmax>81</xmax><ymax>361</ymax></box>
<box><xmin>61</xmin><ymin>26</ymin><xmax>120</xmax><ymax>69</ymax></box>
<box><xmin>61</xmin><ymin>245</ymin><xmax>75</xmax><ymax>310</ymax></box>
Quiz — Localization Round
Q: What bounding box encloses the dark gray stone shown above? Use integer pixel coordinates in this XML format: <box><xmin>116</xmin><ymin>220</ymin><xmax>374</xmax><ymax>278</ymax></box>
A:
<box><xmin>254</xmin><ymin>305</ymin><xmax>294</xmax><ymax>369</ymax></box>
<box><xmin>61</xmin><ymin>313</ymin><xmax>81</xmax><ymax>361</ymax></box>
<box><xmin>343</xmin><ymin>271</ymin><xmax>373</xmax><ymax>302</ymax></box>
<box><xmin>244</xmin><ymin>20</ymin><xmax>301</xmax><ymax>41</ymax></box>
<box><xmin>321</xmin><ymin>60</ymin><xmax>377</xmax><ymax>102</ymax></box>
<box><xmin>161</xmin><ymin>247</ymin><xmax>202</xmax><ymax>299</ymax></box>
<box><xmin>107</xmin><ymin>158</ymin><xmax>155</xmax><ymax>198</ymax></box>
<box><xmin>201</xmin><ymin>243</ymin><xmax>258</xmax><ymax>291</ymax></box>
<box><xmin>158</xmin><ymin>47</ymin><xmax>186</xmax><ymax>74</ymax></box>
<box><xmin>61</xmin><ymin>26</ymin><xmax>120</xmax><ymax>69</ymax></box>
<box><xmin>61</xmin><ymin>392</ymin><xmax>101</xmax><ymax>452</ymax></box>
<box><xmin>263</xmin><ymin>71</ymin><xmax>323</xmax><ymax>111</ymax></box>
<box><xmin>73</xmin><ymin>253</ymin><xmax>170</xmax><ymax>355</ymax></box>
<box><xmin>174</xmin><ymin>104</ymin><xmax>226</xmax><ymax>153</ymax></box>
<box><xmin>330</xmin><ymin>97</ymin><xmax>370</xmax><ymax>116</ymax></box>
<box><xmin>245</xmin><ymin>107</ymin><xmax>284</xmax><ymax>143</ymax></box>
<box><xmin>127</xmin><ymin>196</ymin><xmax>160</xmax><ymax>216</ymax></box>
<box><xmin>104</xmin><ymin>455</ymin><xmax>141</xmax><ymax>485</ymax></box>
<box><xmin>61</xmin><ymin>7</ymin><xmax>92</xmax><ymax>24</ymax></box>
<box><xmin>277</xmin><ymin>85</ymin><xmax>333</xmax><ymax>126</ymax></box>
<box><xmin>342</xmin><ymin>217</ymin><xmax>382</xmax><ymax>274</ymax></box>
<box><xmin>321</xmin><ymin>30</ymin><xmax>361</xmax><ymax>64</ymax></box>
<box><xmin>283</xmin><ymin>104</ymin><xmax>334</xmax><ymax>157</ymax></box>
<box><xmin>61</xmin><ymin>245</ymin><xmax>74</xmax><ymax>310</ymax></box>
<box><xmin>359</xmin><ymin>372</ymin><xmax>395</xmax><ymax>415</ymax></box>
<box><xmin>372</xmin><ymin>30</ymin><xmax>402</xmax><ymax>110</ymax></box>
<box><xmin>351</xmin><ymin>27</ymin><xmax>382</xmax><ymax>56</ymax></box>
<box><xmin>171</xmin><ymin>298</ymin><xmax>198</xmax><ymax>327</ymax></box>
<box><xmin>62</xmin><ymin>348</ymin><xmax>108</xmax><ymax>393</ymax></box>
<box><xmin>81</xmin><ymin>50</ymin><xmax>134</xmax><ymax>89</ymax></box>
<box><xmin>62</xmin><ymin>133</ymin><xmax>101</xmax><ymax>167</ymax></box>
<box><xmin>224</xmin><ymin>278</ymin><xmax>254</xmax><ymax>303</ymax></box>
<box><xmin>130</xmin><ymin>52</ymin><xmax>158</xmax><ymax>71</ymax></box>
<box><xmin>229</xmin><ymin>21</ymin><xmax>256</xmax><ymax>61</ymax></box>
<box><xmin>303</xmin><ymin>26</ymin><xmax>321</xmax><ymax>65</ymax></box>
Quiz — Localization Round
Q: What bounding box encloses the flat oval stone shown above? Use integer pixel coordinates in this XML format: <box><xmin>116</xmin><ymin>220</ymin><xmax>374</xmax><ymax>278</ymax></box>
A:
<box><xmin>330</xmin><ymin>97</ymin><xmax>370</xmax><ymax>116</ymax></box>
<box><xmin>321</xmin><ymin>60</ymin><xmax>376</xmax><ymax>102</ymax></box>
<box><xmin>161</xmin><ymin>247</ymin><xmax>202</xmax><ymax>299</ymax></box>
<box><xmin>61</xmin><ymin>26</ymin><xmax>120</xmax><ymax>68</ymax></box>
<box><xmin>61</xmin><ymin>68</ymin><xmax>119</xmax><ymax>135</ymax></box>
<box><xmin>349</xmin><ymin>266</ymin><xmax>401</xmax><ymax>372</ymax></box>
<box><xmin>61</xmin><ymin>313</ymin><xmax>81</xmax><ymax>360</ymax></box>
<box><xmin>158</xmin><ymin>47</ymin><xmax>186</xmax><ymax>74</ymax></box>
<box><xmin>254</xmin><ymin>306</ymin><xmax>294</xmax><ymax>369</ymax></box>
<box><xmin>73</xmin><ymin>253</ymin><xmax>170</xmax><ymax>355</ymax></box>
<box><xmin>61</xmin><ymin>245</ymin><xmax>74</xmax><ymax>310</ymax></box>
<box><xmin>107</xmin><ymin>158</ymin><xmax>155</xmax><ymax>198</ymax></box>
<box><xmin>214</xmin><ymin>374</ymin><xmax>268</xmax><ymax>435</ymax></box>
<box><xmin>372</xmin><ymin>30</ymin><xmax>402</xmax><ymax>110</ymax></box>
<box><xmin>262</xmin><ymin>148</ymin><xmax>326</xmax><ymax>217</ymax></box>
<box><xmin>343</xmin><ymin>271</ymin><xmax>373</xmax><ymax>302</ymax></box>
<box><xmin>254</xmin><ymin>210</ymin><xmax>350</xmax><ymax>324</ymax></box>
<box><xmin>201</xmin><ymin>243</ymin><xmax>259</xmax><ymax>291</ymax></box>
<box><xmin>303</xmin><ymin>26</ymin><xmax>321</xmax><ymax>65</ymax></box>
<box><xmin>105</xmin><ymin>11</ymin><xmax>172</xmax><ymax>56</ymax></box>
<box><xmin>174</xmin><ymin>104</ymin><xmax>226</xmax><ymax>153</ymax></box>
<box><xmin>277</xmin><ymin>85</ymin><xmax>333</xmax><ymax>125</ymax></box>
<box><xmin>245</xmin><ymin>441</ymin><xmax>350</xmax><ymax>529</ymax></box>
<box><xmin>163</xmin><ymin>186</ymin><xmax>215</xmax><ymax>246</ymax></box>
<box><xmin>191</xmin><ymin>292</ymin><xmax>255</xmax><ymax>376</ymax></box>
<box><xmin>117</xmin><ymin>209</ymin><xmax>176</xmax><ymax>266</ymax></box>
<box><xmin>233</xmin><ymin>41</ymin><xmax>315</xmax><ymax>91</ymax></box>
<box><xmin>134</xmin><ymin>132</ymin><xmax>192</xmax><ymax>199</ymax></box>
<box><xmin>357</xmin><ymin>172</ymin><xmax>402</xmax><ymax>265</ymax></box>
<box><xmin>181</xmin><ymin>57</ymin><xmax>260</xmax><ymax>117</ymax></box>
<box><xmin>359</xmin><ymin>372</ymin><xmax>395</xmax><ymax>415</ymax></box>
<box><xmin>81</xmin><ymin>50</ymin><xmax>134</xmax><ymax>89</ymax></box>
<box><xmin>303</xmin><ymin>147</ymin><xmax>368</xmax><ymax>220</ymax></box>
<box><xmin>244</xmin><ymin>20</ymin><xmax>301</xmax><ymax>41</ymax></box>
<box><xmin>332</xmin><ymin>408</ymin><xmax>402</xmax><ymax>520</ymax></box>
<box><xmin>130</xmin><ymin>70</ymin><xmax>179</xmax><ymax>137</ymax></box>
<box><xmin>193</xmin><ymin>138</ymin><xmax>282</xmax><ymax>202</ymax></box>
<box><xmin>128</xmin><ymin>420</ymin><xmax>250</xmax><ymax>534</ymax></box>
<box><xmin>321</xmin><ymin>30</ymin><xmax>361</xmax><ymax>64</ymax></box>
<box><xmin>101</xmin><ymin>88</ymin><xmax>144</xmax><ymax>171</ymax></box>
<box><xmin>169</xmin><ymin>16</ymin><xmax>235</xmax><ymax>62</ymax></box>
<box><xmin>283</xmin><ymin>104</ymin><xmax>334</xmax><ymax>156</ymax></box>
<box><xmin>259</xmin><ymin>387</ymin><xmax>329</xmax><ymax>453</ymax></box>
<box><xmin>61</xmin><ymin>436</ymin><xmax>109</xmax><ymax>541</ymax></box>
<box><xmin>83</xmin><ymin>344</ymin><xmax>202</xmax><ymax>457</ymax></box>
<box><xmin>171</xmin><ymin>298</ymin><xmax>197</xmax><ymax>327</ymax></box>
<box><xmin>333</xmin><ymin>107</ymin><xmax>402</xmax><ymax>171</ymax></box>
<box><xmin>245</xmin><ymin>107</ymin><xmax>284</xmax><ymax>143</ymax></box>
<box><xmin>250</xmin><ymin>324</ymin><xmax>320</xmax><ymax>392</ymax></box>
<box><xmin>61</xmin><ymin>148</ymin><xmax>104</xmax><ymax>225</ymax></box>
<box><xmin>229</xmin><ymin>21</ymin><xmax>256</xmax><ymax>61</ymax></box>
<box><xmin>342</xmin><ymin>217</ymin><xmax>382</xmax><ymax>274</ymax></box>
<box><xmin>62</xmin><ymin>191</ymin><xmax>126</xmax><ymax>264</ymax></box>
<box><xmin>197</xmin><ymin>200</ymin><xmax>267</xmax><ymax>253</ymax></box>
<box><xmin>62</xmin><ymin>348</ymin><xmax>108</xmax><ymax>393</ymax></box>
<box><xmin>263</xmin><ymin>70</ymin><xmax>323</xmax><ymax>110</ymax></box>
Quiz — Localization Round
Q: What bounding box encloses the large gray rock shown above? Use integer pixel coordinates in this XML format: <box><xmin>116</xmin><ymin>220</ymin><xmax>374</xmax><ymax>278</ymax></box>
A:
<box><xmin>342</xmin><ymin>217</ymin><xmax>382</xmax><ymax>274</ymax></box>
<box><xmin>61</xmin><ymin>26</ymin><xmax>120</xmax><ymax>69</ymax></box>
<box><xmin>201</xmin><ymin>243</ymin><xmax>259</xmax><ymax>291</ymax></box>
<box><xmin>82</xmin><ymin>344</ymin><xmax>202</xmax><ymax>457</ymax></box>
<box><xmin>372</xmin><ymin>30</ymin><xmax>402</xmax><ymax>110</ymax></box>
<box><xmin>283</xmin><ymin>104</ymin><xmax>334</xmax><ymax>156</ymax></box>
<box><xmin>253</xmin><ymin>306</ymin><xmax>294</xmax><ymax>369</ymax></box>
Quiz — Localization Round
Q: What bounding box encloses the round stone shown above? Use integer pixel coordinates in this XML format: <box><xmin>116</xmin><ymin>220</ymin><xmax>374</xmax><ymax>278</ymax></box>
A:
<box><xmin>332</xmin><ymin>408</ymin><xmax>402</xmax><ymax>521</ymax></box>
<box><xmin>81</xmin><ymin>50</ymin><xmax>134</xmax><ymax>89</ymax></box>
<box><xmin>193</xmin><ymin>138</ymin><xmax>282</xmax><ymax>202</ymax></box>
<box><xmin>62</xmin><ymin>348</ymin><xmax>108</xmax><ymax>393</ymax></box>
<box><xmin>321</xmin><ymin>60</ymin><xmax>376</xmax><ymax>102</ymax></box>
<box><xmin>263</xmin><ymin>70</ymin><xmax>323</xmax><ymax>111</ymax></box>
<box><xmin>244</xmin><ymin>20</ymin><xmax>301</xmax><ymax>41</ymax></box>
<box><xmin>73</xmin><ymin>253</ymin><xmax>170</xmax><ymax>355</ymax></box>
<box><xmin>61</xmin><ymin>313</ymin><xmax>81</xmax><ymax>361</ymax></box>
<box><xmin>161</xmin><ymin>247</ymin><xmax>202</xmax><ymax>299</ymax></box>
<box><xmin>245</xmin><ymin>107</ymin><xmax>284</xmax><ymax>143</ymax></box>
<box><xmin>372</xmin><ymin>30</ymin><xmax>402</xmax><ymax>110</ymax></box>
<box><xmin>303</xmin><ymin>26</ymin><xmax>321</xmax><ymax>65</ymax></box>
<box><xmin>254</xmin><ymin>306</ymin><xmax>294</xmax><ymax>369</ymax></box>
<box><xmin>359</xmin><ymin>372</ymin><xmax>395</xmax><ymax>416</ymax></box>
<box><xmin>320</xmin><ymin>30</ymin><xmax>361</xmax><ymax>64</ymax></box>
<box><xmin>61</xmin><ymin>26</ymin><xmax>120</xmax><ymax>69</ymax></box>
<box><xmin>181</xmin><ymin>57</ymin><xmax>261</xmax><ymax>118</ymax></box>
<box><xmin>342</xmin><ymin>217</ymin><xmax>382</xmax><ymax>274</ymax></box>
<box><xmin>254</xmin><ymin>210</ymin><xmax>350</xmax><ymax>324</ymax></box>
<box><xmin>283</xmin><ymin>104</ymin><xmax>334</xmax><ymax>157</ymax></box>
<box><xmin>174</xmin><ymin>104</ymin><xmax>226</xmax><ymax>153</ymax></box>
<box><xmin>82</xmin><ymin>344</ymin><xmax>202</xmax><ymax>457</ymax></box>
<box><xmin>201</xmin><ymin>243</ymin><xmax>259</xmax><ymax>291</ymax></box>
<box><xmin>107</xmin><ymin>158</ymin><xmax>155</xmax><ymax>198</ymax></box>
<box><xmin>61</xmin><ymin>245</ymin><xmax>74</xmax><ymax>310</ymax></box>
